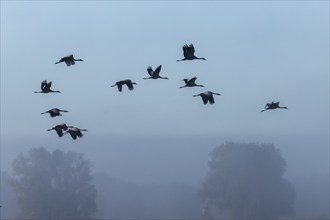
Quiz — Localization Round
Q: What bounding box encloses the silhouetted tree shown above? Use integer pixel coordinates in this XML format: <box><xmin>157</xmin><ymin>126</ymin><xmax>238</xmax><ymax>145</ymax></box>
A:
<box><xmin>1</xmin><ymin>170</ymin><xmax>19</xmax><ymax>218</ymax></box>
<box><xmin>10</xmin><ymin>147</ymin><xmax>97</xmax><ymax>219</ymax></box>
<box><xmin>199</xmin><ymin>142</ymin><xmax>295</xmax><ymax>219</ymax></box>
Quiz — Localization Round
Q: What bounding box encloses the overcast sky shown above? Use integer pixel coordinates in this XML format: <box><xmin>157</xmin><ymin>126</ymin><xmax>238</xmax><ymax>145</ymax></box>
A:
<box><xmin>1</xmin><ymin>1</ymin><xmax>329</xmax><ymax>184</ymax></box>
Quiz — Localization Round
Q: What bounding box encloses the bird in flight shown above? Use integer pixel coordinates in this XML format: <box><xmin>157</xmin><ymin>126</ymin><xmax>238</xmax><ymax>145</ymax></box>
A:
<box><xmin>143</xmin><ymin>65</ymin><xmax>168</xmax><ymax>80</ymax></box>
<box><xmin>176</xmin><ymin>44</ymin><xmax>206</xmax><ymax>62</ymax></box>
<box><xmin>34</xmin><ymin>80</ymin><xmax>60</xmax><ymax>93</ymax></box>
<box><xmin>41</xmin><ymin>108</ymin><xmax>68</xmax><ymax>117</ymax></box>
<box><xmin>66</xmin><ymin>127</ymin><xmax>88</xmax><ymax>140</ymax></box>
<box><xmin>111</xmin><ymin>79</ymin><xmax>137</xmax><ymax>92</ymax></box>
<box><xmin>261</xmin><ymin>101</ymin><xmax>288</xmax><ymax>112</ymax></box>
<box><xmin>55</xmin><ymin>54</ymin><xmax>83</xmax><ymax>66</ymax></box>
<box><xmin>193</xmin><ymin>91</ymin><xmax>221</xmax><ymax>104</ymax></box>
<box><xmin>47</xmin><ymin>123</ymin><xmax>69</xmax><ymax>137</ymax></box>
<box><xmin>180</xmin><ymin>77</ymin><xmax>204</xmax><ymax>88</ymax></box>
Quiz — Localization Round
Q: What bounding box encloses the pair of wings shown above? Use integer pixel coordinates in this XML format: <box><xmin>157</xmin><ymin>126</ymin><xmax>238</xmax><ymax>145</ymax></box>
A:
<box><xmin>200</xmin><ymin>93</ymin><xmax>215</xmax><ymax>104</ymax></box>
<box><xmin>41</xmin><ymin>80</ymin><xmax>52</xmax><ymax>91</ymax></box>
<box><xmin>116</xmin><ymin>80</ymin><xmax>134</xmax><ymax>92</ymax></box>
<box><xmin>185</xmin><ymin>77</ymin><xmax>197</xmax><ymax>85</ymax></box>
<box><xmin>182</xmin><ymin>44</ymin><xmax>195</xmax><ymax>58</ymax></box>
<box><xmin>147</xmin><ymin>65</ymin><xmax>162</xmax><ymax>77</ymax></box>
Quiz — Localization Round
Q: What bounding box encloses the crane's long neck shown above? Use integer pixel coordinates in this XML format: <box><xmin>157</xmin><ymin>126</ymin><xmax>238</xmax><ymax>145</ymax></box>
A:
<box><xmin>195</xmin><ymin>56</ymin><xmax>206</xmax><ymax>60</ymax></box>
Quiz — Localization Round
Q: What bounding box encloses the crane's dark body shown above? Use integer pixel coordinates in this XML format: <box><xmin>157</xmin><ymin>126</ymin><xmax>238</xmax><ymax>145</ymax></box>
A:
<box><xmin>180</xmin><ymin>77</ymin><xmax>204</xmax><ymax>88</ymax></box>
<box><xmin>177</xmin><ymin>44</ymin><xmax>206</xmax><ymax>62</ymax></box>
<box><xmin>261</xmin><ymin>102</ymin><xmax>288</xmax><ymax>112</ymax></box>
<box><xmin>55</xmin><ymin>54</ymin><xmax>83</xmax><ymax>66</ymax></box>
<box><xmin>111</xmin><ymin>80</ymin><xmax>137</xmax><ymax>92</ymax></box>
<box><xmin>34</xmin><ymin>80</ymin><xmax>60</xmax><ymax>93</ymax></box>
<box><xmin>41</xmin><ymin>108</ymin><xmax>68</xmax><ymax>117</ymax></box>
<box><xmin>194</xmin><ymin>91</ymin><xmax>221</xmax><ymax>104</ymax></box>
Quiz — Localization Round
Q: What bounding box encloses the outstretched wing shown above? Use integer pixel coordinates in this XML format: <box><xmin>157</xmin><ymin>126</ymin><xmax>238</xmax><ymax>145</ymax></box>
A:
<box><xmin>200</xmin><ymin>94</ymin><xmax>208</xmax><ymax>104</ymax></box>
<box><xmin>117</xmin><ymin>84</ymin><xmax>123</xmax><ymax>92</ymax></box>
<box><xmin>183</xmin><ymin>44</ymin><xmax>189</xmax><ymax>57</ymax></box>
<box><xmin>41</xmin><ymin>80</ymin><xmax>47</xmax><ymax>90</ymax></box>
<box><xmin>185</xmin><ymin>44</ymin><xmax>196</xmax><ymax>58</ymax></box>
<box><xmin>68</xmin><ymin>130</ymin><xmax>77</xmax><ymax>140</ymax></box>
<box><xmin>147</xmin><ymin>66</ymin><xmax>154</xmax><ymax>76</ymax></box>
<box><xmin>208</xmin><ymin>94</ymin><xmax>215</xmax><ymax>104</ymax></box>
<box><xmin>55</xmin><ymin>127</ymin><xmax>64</xmax><ymax>137</ymax></box>
<box><xmin>189</xmin><ymin>44</ymin><xmax>195</xmax><ymax>54</ymax></box>
<box><xmin>189</xmin><ymin>77</ymin><xmax>197</xmax><ymax>84</ymax></box>
<box><xmin>126</xmin><ymin>80</ymin><xmax>134</xmax><ymax>90</ymax></box>
<box><xmin>153</xmin><ymin>65</ymin><xmax>162</xmax><ymax>77</ymax></box>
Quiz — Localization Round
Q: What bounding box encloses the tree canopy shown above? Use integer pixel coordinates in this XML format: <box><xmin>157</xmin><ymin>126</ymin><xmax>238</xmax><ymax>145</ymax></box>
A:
<box><xmin>10</xmin><ymin>147</ymin><xmax>97</xmax><ymax>219</ymax></box>
<box><xmin>199</xmin><ymin>142</ymin><xmax>296</xmax><ymax>219</ymax></box>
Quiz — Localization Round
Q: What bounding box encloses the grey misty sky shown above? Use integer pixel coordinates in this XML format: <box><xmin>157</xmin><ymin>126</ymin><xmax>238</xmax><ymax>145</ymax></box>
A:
<box><xmin>1</xmin><ymin>1</ymin><xmax>329</xmax><ymax>140</ymax></box>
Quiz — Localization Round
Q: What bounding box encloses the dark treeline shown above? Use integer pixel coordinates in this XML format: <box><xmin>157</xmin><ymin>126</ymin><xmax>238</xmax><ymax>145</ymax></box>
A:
<box><xmin>0</xmin><ymin>143</ymin><xmax>329</xmax><ymax>219</ymax></box>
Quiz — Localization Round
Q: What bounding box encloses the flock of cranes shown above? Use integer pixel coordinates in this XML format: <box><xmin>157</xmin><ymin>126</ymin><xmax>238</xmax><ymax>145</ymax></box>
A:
<box><xmin>34</xmin><ymin>55</ymin><xmax>88</xmax><ymax>140</ymax></box>
<box><xmin>35</xmin><ymin>44</ymin><xmax>287</xmax><ymax>140</ymax></box>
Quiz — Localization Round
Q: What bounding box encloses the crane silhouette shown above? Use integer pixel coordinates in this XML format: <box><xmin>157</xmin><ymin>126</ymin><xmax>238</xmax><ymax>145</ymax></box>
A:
<box><xmin>55</xmin><ymin>54</ymin><xmax>83</xmax><ymax>66</ymax></box>
<box><xmin>65</xmin><ymin>127</ymin><xmax>88</xmax><ymax>140</ymax></box>
<box><xmin>34</xmin><ymin>80</ymin><xmax>60</xmax><ymax>93</ymax></box>
<box><xmin>41</xmin><ymin>108</ymin><xmax>68</xmax><ymax>117</ymax></box>
<box><xmin>261</xmin><ymin>101</ymin><xmax>288</xmax><ymax>112</ymax></box>
<box><xmin>47</xmin><ymin>123</ymin><xmax>69</xmax><ymax>137</ymax></box>
<box><xmin>143</xmin><ymin>65</ymin><xmax>168</xmax><ymax>80</ymax></box>
<box><xmin>193</xmin><ymin>91</ymin><xmax>221</xmax><ymax>104</ymax></box>
<box><xmin>180</xmin><ymin>77</ymin><xmax>204</xmax><ymax>88</ymax></box>
<box><xmin>176</xmin><ymin>44</ymin><xmax>206</xmax><ymax>62</ymax></box>
<box><xmin>111</xmin><ymin>79</ymin><xmax>137</xmax><ymax>92</ymax></box>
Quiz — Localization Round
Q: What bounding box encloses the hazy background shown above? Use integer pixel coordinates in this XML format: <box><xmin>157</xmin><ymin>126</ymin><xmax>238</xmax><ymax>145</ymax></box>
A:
<box><xmin>1</xmin><ymin>1</ymin><xmax>329</xmax><ymax>219</ymax></box>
